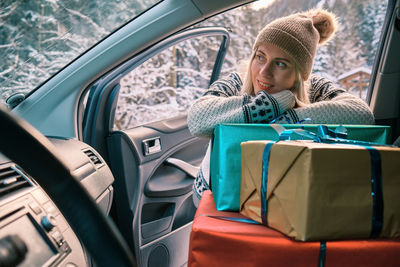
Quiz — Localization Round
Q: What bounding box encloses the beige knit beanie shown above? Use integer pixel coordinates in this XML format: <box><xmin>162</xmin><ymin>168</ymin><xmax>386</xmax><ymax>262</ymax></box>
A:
<box><xmin>253</xmin><ymin>9</ymin><xmax>338</xmax><ymax>80</ymax></box>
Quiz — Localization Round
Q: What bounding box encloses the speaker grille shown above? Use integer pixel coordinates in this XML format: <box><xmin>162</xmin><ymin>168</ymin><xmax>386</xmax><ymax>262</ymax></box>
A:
<box><xmin>148</xmin><ymin>244</ymin><xmax>169</xmax><ymax>267</ymax></box>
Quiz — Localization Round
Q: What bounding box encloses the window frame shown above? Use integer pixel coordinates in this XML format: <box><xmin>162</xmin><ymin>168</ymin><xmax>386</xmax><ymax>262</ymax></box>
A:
<box><xmin>80</xmin><ymin>26</ymin><xmax>230</xmax><ymax>156</ymax></box>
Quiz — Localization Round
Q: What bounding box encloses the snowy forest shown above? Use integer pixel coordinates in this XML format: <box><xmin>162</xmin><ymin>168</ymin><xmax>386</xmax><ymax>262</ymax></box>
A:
<box><xmin>0</xmin><ymin>0</ymin><xmax>387</xmax><ymax>130</ymax></box>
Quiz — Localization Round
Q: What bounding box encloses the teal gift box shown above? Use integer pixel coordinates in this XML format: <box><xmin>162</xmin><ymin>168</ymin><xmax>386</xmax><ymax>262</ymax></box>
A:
<box><xmin>210</xmin><ymin>123</ymin><xmax>391</xmax><ymax>211</ymax></box>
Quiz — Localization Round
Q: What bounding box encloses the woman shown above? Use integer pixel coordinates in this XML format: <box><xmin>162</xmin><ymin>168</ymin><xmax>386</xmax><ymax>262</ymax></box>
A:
<box><xmin>188</xmin><ymin>9</ymin><xmax>375</xmax><ymax>205</ymax></box>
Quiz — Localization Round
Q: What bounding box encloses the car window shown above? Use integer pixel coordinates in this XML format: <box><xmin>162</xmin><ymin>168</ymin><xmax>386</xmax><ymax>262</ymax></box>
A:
<box><xmin>199</xmin><ymin>0</ymin><xmax>387</xmax><ymax>101</ymax></box>
<box><xmin>114</xmin><ymin>35</ymin><xmax>223</xmax><ymax>130</ymax></box>
<box><xmin>114</xmin><ymin>0</ymin><xmax>387</xmax><ymax>130</ymax></box>
<box><xmin>1</xmin><ymin>0</ymin><xmax>387</xmax><ymax>114</ymax></box>
<box><xmin>0</xmin><ymin>0</ymin><xmax>161</xmax><ymax>104</ymax></box>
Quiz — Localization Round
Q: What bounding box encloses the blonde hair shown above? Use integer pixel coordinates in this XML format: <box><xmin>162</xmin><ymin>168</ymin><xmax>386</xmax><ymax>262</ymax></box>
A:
<box><xmin>241</xmin><ymin>51</ymin><xmax>310</xmax><ymax>108</ymax></box>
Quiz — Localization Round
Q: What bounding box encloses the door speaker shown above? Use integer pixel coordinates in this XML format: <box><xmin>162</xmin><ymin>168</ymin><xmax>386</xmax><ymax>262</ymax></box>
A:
<box><xmin>148</xmin><ymin>244</ymin><xmax>169</xmax><ymax>267</ymax></box>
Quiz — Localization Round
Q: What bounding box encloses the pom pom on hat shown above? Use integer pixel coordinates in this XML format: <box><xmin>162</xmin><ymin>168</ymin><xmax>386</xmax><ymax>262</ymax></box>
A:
<box><xmin>253</xmin><ymin>9</ymin><xmax>338</xmax><ymax>80</ymax></box>
<box><xmin>306</xmin><ymin>9</ymin><xmax>338</xmax><ymax>44</ymax></box>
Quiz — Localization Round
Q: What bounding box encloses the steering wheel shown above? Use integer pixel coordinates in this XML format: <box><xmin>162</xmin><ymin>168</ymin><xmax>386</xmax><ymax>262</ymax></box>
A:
<box><xmin>0</xmin><ymin>107</ymin><xmax>137</xmax><ymax>267</ymax></box>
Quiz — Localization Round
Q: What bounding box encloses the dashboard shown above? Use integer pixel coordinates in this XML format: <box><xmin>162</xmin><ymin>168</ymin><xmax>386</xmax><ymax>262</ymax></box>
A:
<box><xmin>0</xmin><ymin>137</ymin><xmax>115</xmax><ymax>266</ymax></box>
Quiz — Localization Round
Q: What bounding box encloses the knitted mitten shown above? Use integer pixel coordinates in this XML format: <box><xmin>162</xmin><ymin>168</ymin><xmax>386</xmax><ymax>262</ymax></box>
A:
<box><xmin>188</xmin><ymin>72</ymin><xmax>296</xmax><ymax>137</ymax></box>
<box><xmin>243</xmin><ymin>90</ymin><xmax>295</xmax><ymax>123</ymax></box>
<box><xmin>188</xmin><ymin>91</ymin><xmax>295</xmax><ymax>137</ymax></box>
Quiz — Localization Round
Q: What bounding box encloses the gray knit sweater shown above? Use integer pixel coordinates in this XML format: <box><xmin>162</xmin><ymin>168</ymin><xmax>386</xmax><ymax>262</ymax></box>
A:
<box><xmin>188</xmin><ymin>72</ymin><xmax>375</xmax><ymax>204</ymax></box>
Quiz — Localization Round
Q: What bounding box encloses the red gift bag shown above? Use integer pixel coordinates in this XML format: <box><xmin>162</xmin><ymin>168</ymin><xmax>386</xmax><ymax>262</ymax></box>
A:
<box><xmin>188</xmin><ymin>191</ymin><xmax>400</xmax><ymax>267</ymax></box>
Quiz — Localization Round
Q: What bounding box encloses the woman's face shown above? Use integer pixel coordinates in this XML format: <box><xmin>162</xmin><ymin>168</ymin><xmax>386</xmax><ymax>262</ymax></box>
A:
<box><xmin>251</xmin><ymin>43</ymin><xmax>297</xmax><ymax>95</ymax></box>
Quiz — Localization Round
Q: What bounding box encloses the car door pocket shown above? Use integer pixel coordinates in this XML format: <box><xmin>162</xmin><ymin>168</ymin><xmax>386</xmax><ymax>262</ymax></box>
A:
<box><xmin>171</xmin><ymin>196</ymin><xmax>196</xmax><ymax>231</ymax></box>
<box><xmin>141</xmin><ymin>216</ymin><xmax>173</xmax><ymax>239</ymax></box>
<box><xmin>141</xmin><ymin>202</ymin><xmax>174</xmax><ymax>239</ymax></box>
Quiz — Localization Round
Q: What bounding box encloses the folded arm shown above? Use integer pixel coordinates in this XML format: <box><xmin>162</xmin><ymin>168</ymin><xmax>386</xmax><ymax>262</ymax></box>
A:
<box><xmin>187</xmin><ymin>73</ymin><xmax>295</xmax><ymax>137</ymax></box>
<box><xmin>273</xmin><ymin>75</ymin><xmax>375</xmax><ymax>125</ymax></box>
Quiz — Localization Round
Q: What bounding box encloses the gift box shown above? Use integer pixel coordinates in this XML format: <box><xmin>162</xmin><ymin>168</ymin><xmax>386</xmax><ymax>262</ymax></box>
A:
<box><xmin>188</xmin><ymin>191</ymin><xmax>400</xmax><ymax>267</ymax></box>
<box><xmin>240</xmin><ymin>140</ymin><xmax>400</xmax><ymax>241</ymax></box>
<box><xmin>211</xmin><ymin>123</ymin><xmax>391</xmax><ymax>211</ymax></box>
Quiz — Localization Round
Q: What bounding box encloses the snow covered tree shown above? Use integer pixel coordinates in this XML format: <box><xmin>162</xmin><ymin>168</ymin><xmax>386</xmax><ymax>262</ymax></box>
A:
<box><xmin>0</xmin><ymin>0</ymin><xmax>153</xmax><ymax>102</ymax></box>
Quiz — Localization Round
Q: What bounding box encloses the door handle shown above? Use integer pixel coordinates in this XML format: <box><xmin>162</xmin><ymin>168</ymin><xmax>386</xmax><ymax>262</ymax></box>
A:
<box><xmin>142</xmin><ymin>137</ymin><xmax>161</xmax><ymax>156</ymax></box>
<box><xmin>164</xmin><ymin>158</ymin><xmax>199</xmax><ymax>179</ymax></box>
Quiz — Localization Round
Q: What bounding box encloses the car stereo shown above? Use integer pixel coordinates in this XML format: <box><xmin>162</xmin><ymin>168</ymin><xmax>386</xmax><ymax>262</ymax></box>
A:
<box><xmin>0</xmin><ymin>190</ymin><xmax>71</xmax><ymax>266</ymax></box>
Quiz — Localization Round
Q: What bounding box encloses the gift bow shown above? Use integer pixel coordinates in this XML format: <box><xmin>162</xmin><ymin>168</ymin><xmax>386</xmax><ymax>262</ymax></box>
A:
<box><xmin>278</xmin><ymin>125</ymin><xmax>389</xmax><ymax>147</ymax></box>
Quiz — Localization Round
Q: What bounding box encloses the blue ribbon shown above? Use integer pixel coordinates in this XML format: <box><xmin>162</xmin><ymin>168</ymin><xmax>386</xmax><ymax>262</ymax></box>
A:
<box><xmin>261</xmin><ymin>142</ymin><xmax>274</xmax><ymax>225</ymax></box>
<box><xmin>366</xmin><ymin>146</ymin><xmax>384</xmax><ymax>237</ymax></box>
<box><xmin>317</xmin><ymin>125</ymin><xmax>348</xmax><ymax>139</ymax></box>
<box><xmin>279</xmin><ymin>125</ymin><xmax>389</xmax><ymax>147</ymax></box>
<box><xmin>206</xmin><ymin>215</ymin><xmax>261</xmax><ymax>225</ymax></box>
<box><xmin>318</xmin><ymin>126</ymin><xmax>384</xmax><ymax>236</ymax></box>
<box><xmin>319</xmin><ymin>241</ymin><xmax>327</xmax><ymax>267</ymax></box>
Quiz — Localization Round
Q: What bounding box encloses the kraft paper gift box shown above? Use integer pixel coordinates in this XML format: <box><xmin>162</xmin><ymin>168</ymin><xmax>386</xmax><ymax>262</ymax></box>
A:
<box><xmin>240</xmin><ymin>140</ymin><xmax>400</xmax><ymax>241</ymax></box>
<box><xmin>211</xmin><ymin>123</ymin><xmax>391</xmax><ymax>211</ymax></box>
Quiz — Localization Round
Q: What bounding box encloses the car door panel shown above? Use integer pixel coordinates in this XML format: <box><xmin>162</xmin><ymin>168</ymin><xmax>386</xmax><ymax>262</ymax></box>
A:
<box><xmin>107</xmin><ymin>115</ymin><xmax>208</xmax><ymax>266</ymax></box>
<box><xmin>82</xmin><ymin>27</ymin><xmax>229</xmax><ymax>266</ymax></box>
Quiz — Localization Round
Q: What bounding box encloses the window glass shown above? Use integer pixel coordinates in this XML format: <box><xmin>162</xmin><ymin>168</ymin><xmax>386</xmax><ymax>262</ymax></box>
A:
<box><xmin>114</xmin><ymin>35</ymin><xmax>222</xmax><ymax>130</ymax></box>
<box><xmin>114</xmin><ymin>0</ymin><xmax>387</xmax><ymax>130</ymax></box>
<box><xmin>200</xmin><ymin>0</ymin><xmax>387</xmax><ymax>101</ymax></box>
<box><xmin>0</xmin><ymin>0</ymin><xmax>161</xmax><ymax>103</ymax></box>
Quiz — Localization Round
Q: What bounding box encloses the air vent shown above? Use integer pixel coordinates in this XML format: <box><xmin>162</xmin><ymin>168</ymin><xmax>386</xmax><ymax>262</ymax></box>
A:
<box><xmin>0</xmin><ymin>166</ymin><xmax>31</xmax><ymax>196</ymax></box>
<box><xmin>83</xmin><ymin>149</ymin><xmax>103</xmax><ymax>167</ymax></box>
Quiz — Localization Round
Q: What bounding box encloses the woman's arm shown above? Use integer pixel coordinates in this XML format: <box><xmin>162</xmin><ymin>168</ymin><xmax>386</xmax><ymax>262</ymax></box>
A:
<box><xmin>187</xmin><ymin>72</ymin><xmax>295</xmax><ymax>137</ymax></box>
<box><xmin>273</xmin><ymin>75</ymin><xmax>375</xmax><ymax>124</ymax></box>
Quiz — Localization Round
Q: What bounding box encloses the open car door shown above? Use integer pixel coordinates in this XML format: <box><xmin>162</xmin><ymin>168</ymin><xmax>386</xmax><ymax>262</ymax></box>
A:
<box><xmin>81</xmin><ymin>27</ymin><xmax>230</xmax><ymax>267</ymax></box>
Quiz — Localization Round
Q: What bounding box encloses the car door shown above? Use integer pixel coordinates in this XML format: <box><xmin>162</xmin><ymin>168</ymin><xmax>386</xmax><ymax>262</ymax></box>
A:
<box><xmin>81</xmin><ymin>27</ymin><xmax>230</xmax><ymax>267</ymax></box>
<box><xmin>369</xmin><ymin>0</ymin><xmax>400</xmax><ymax>139</ymax></box>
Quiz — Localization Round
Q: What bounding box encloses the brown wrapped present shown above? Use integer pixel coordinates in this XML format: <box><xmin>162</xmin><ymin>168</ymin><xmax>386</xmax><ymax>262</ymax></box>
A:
<box><xmin>240</xmin><ymin>140</ymin><xmax>400</xmax><ymax>241</ymax></box>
